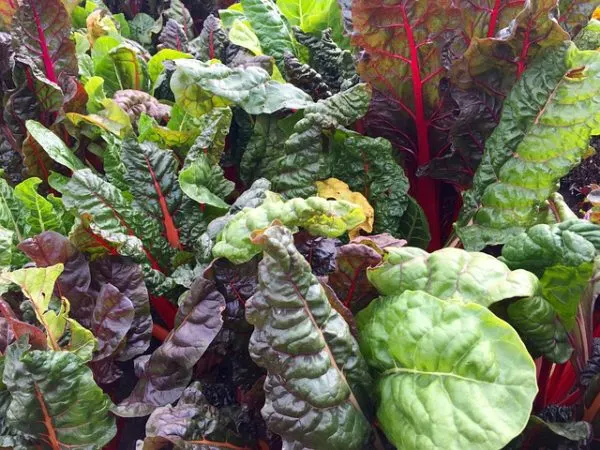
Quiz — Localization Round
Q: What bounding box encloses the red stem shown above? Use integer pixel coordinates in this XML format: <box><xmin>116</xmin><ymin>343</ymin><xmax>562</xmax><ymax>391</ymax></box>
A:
<box><xmin>535</xmin><ymin>358</ymin><xmax>553</xmax><ymax>410</ymax></box>
<box><xmin>487</xmin><ymin>0</ymin><xmax>502</xmax><ymax>37</ymax></box>
<box><xmin>399</xmin><ymin>4</ymin><xmax>440</xmax><ymax>250</ymax></box>
<box><xmin>150</xmin><ymin>295</ymin><xmax>176</xmax><ymax>329</ymax></box>
<box><xmin>28</xmin><ymin>0</ymin><xmax>57</xmax><ymax>83</ymax></box>
<box><xmin>152</xmin><ymin>323</ymin><xmax>170</xmax><ymax>341</ymax></box>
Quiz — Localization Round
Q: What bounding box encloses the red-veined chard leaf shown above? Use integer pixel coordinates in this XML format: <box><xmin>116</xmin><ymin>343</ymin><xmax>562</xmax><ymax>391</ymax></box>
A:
<box><xmin>245</xmin><ymin>225</ymin><xmax>373</xmax><ymax>449</ymax></box>
<box><xmin>113</xmin><ymin>275</ymin><xmax>225</xmax><ymax>417</ymax></box>
<box><xmin>189</xmin><ymin>14</ymin><xmax>229</xmax><ymax>62</ymax></box>
<box><xmin>455</xmin><ymin>41</ymin><xmax>600</xmax><ymax>250</ymax></box>
<box><xmin>457</xmin><ymin>0</ymin><xmax>526</xmax><ymax>39</ymax></box>
<box><xmin>0</xmin><ymin>299</ymin><xmax>47</xmax><ymax>351</ymax></box>
<box><xmin>122</xmin><ymin>140</ymin><xmax>184</xmax><ymax>250</ymax></box>
<box><xmin>61</xmin><ymin>168</ymin><xmax>173</xmax><ymax>271</ymax></box>
<box><xmin>94</xmin><ymin>41</ymin><xmax>150</xmax><ymax>97</ymax></box>
<box><xmin>352</xmin><ymin>0</ymin><xmax>460</xmax><ymax>248</ymax></box>
<box><xmin>164</xmin><ymin>0</ymin><xmax>195</xmax><ymax>41</ymax></box>
<box><xmin>12</xmin><ymin>0</ymin><xmax>77</xmax><ymax>86</ymax></box>
<box><xmin>157</xmin><ymin>19</ymin><xmax>189</xmax><ymax>53</ymax></box>
<box><xmin>2</xmin><ymin>337</ymin><xmax>116</xmax><ymax>449</ymax></box>
<box><xmin>559</xmin><ymin>0</ymin><xmax>598</xmax><ymax>36</ymax></box>
<box><xmin>327</xmin><ymin>234</ymin><xmax>405</xmax><ymax>313</ymax></box>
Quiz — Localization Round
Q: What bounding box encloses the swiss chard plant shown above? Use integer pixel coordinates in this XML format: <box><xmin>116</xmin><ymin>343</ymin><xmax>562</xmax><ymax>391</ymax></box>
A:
<box><xmin>0</xmin><ymin>0</ymin><xmax>600</xmax><ymax>449</ymax></box>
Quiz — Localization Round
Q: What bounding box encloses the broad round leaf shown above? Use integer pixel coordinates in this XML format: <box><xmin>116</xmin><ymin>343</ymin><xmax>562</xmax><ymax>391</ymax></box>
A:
<box><xmin>357</xmin><ymin>291</ymin><xmax>537</xmax><ymax>450</ymax></box>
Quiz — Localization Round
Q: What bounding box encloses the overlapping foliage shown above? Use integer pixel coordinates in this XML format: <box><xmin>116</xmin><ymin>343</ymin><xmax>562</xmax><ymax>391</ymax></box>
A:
<box><xmin>0</xmin><ymin>1</ymin><xmax>599</xmax><ymax>449</ymax></box>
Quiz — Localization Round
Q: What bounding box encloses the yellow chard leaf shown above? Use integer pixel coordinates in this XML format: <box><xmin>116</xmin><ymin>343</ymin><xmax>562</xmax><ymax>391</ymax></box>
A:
<box><xmin>316</xmin><ymin>178</ymin><xmax>374</xmax><ymax>239</ymax></box>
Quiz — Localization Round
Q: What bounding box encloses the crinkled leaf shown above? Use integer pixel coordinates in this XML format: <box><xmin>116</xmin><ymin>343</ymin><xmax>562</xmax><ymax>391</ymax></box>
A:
<box><xmin>158</xmin><ymin>19</ymin><xmax>189</xmax><ymax>53</ymax></box>
<box><xmin>184</xmin><ymin>107</ymin><xmax>233</xmax><ymax>165</ymax></box>
<box><xmin>179</xmin><ymin>153</ymin><xmax>234</xmax><ymax>210</ymax></box>
<box><xmin>13</xmin><ymin>178</ymin><xmax>64</xmax><ymax>236</ymax></box>
<box><xmin>456</xmin><ymin>0</ymin><xmax>526</xmax><ymax>40</ymax></box>
<box><xmin>122</xmin><ymin>140</ymin><xmax>183</xmax><ymax>250</ymax></box>
<box><xmin>507</xmin><ymin>295</ymin><xmax>572</xmax><ymax>362</ymax></box>
<box><xmin>62</xmin><ymin>169</ymin><xmax>172</xmax><ymax>272</ymax></box>
<box><xmin>272</xmin><ymin>83</ymin><xmax>372</xmax><ymax>197</ymax></box>
<box><xmin>189</xmin><ymin>14</ymin><xmax>228</xmax><ymax>61</ymax></box>
<box><xmin>456</xmin><ymin>43</ymin><xmax>600</xmax><ymax>250</ymax></box>
<box><xmin>246</xmin><ymin>225</ymin><xmax>372</xmax><ymax>449</ymax></box>
<box><xmin>541</xmin><ymin>262</ymin><xmax>594</xmax><ymax>330</ymax></box>
<box><xmin>283</xmin><ymin>51</ymin><xmax>332</xmax><ymax>100</ymax></box>
<box><xmin>213</xmin><ymin>191</ymin><xmax>366</xmax><ymax>264</ymax></box>
<box><xmin>165</xmin><ymin>0</ymin><xmax>195</xmax><ymax>40</ymax></box>
<box><xmin>171</xmin><ymin>59</ymin><xmax>313</xmax><ymax>116</ymax></box>
<box><xmin>88</xmin><ymin>256</ymin><xmax>152</xmax><ymax>362</ymax></box>
<box><xmin>3</xmin><ymin>339</ymin><xmax>116</xmax><ymax>448</ymax></box>
<box><xmin>329</xmin><ymin>127</ymin><xmax>411</xmax><ymax>238</ymax></box>
<box><xmin>500</xmin><ymin>220</ymin><xmax>600</xmax><ymax>276</ymax></box>
<box><xmin>357</xmin><ymin>291</ymin><xmax>538</xmax><ymax>450</ymax></box>
<box><xmin>113</xmin><ymin>276</ymin><xmax>224</xmax><ymax>417</ymax></box>
<box><xmin>294</xmin><ymin>230</ymin><xmax>339</xmax><ymax>276</ymax></box>
<box><xmin>559</xmin><ymin>0</ymin><xmax>597</xmax><ymax>36</ymax></box>
<box><xmin>293</xmin><ymin>27</ymin><xmax>356</xmax><ymax>92</ymax></box>
<box><xmin>114</xmin><ymin>90</ymin><xmax>171</xmax><ymax>123</ymax></box>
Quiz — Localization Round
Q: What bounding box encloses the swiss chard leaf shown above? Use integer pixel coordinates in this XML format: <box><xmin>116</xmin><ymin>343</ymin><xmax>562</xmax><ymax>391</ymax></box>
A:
<box><xmin>212</xmin><ymin>191</ymin><xmax>366</xmax><ymax>264</ymax></box>
<box><xmin>170</xmin><ymin>59</ymin><xmax>313</xmax><ymax>117</ymax></box>
<box><xmin>240</xmin><ymin>0</ymin><xmax>297</xmax><ymax>69</ymax></box>
<box><xmin>246</xmin><ymin>225</ymin><xmax>372</xmax><ymax>448</ymax></box>
<box><xmin>357</xmin><ymin>291</ymin><xmax>538</xmax><ymax>450</ymax></box>
<box><xmin>12</xmin><ymin>0</ymin><xmax>78</xmax><ymax>86</ymax></box>
<box><xmin>3</xmin><ymin>338</ymin><xmax>116</xmax><ymax>449</ymax></box>
<box><xmin>456</xmin><ymin>42</ymin><xmax>600</xmax><ymax>250</ymax></box>
<box><xmin>113</xmin><ymin>275</ymin><xmax>224</xmax><ymax>417</ymax></box>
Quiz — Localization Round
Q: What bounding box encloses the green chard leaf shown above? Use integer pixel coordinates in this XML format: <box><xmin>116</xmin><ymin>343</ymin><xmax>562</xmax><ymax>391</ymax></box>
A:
<box><xmin>94</xmin><ymin>41</ymin><xmax>150</xmax><ymax>96</ymax></box>
<box><xmin>170</xmin><ymin>59</ymin><xmax>313</xmax><ymax>116</ymax></box>
<box><xmin>368</xmin><ymin>246</ymin><xmax>572</xmax><ymax>363</ymax></box>
<box><xmin>61</xmin><ymin>169</ymin><xmax>173</xmax><ymax>271</ymax></box>
<box><xmin>357</xmin><ymin>291</ymin><xmax>538</xmax><ymax>450</ymax></box>
<box><xmin>271</xmin><ymin>83</ymin><xmax>372</xmax><ymax>197</ymax></box>
<box><xmin>246</xmin><ymin>225</ymin><xmax>372</xmax><ymax>449</ymax></box>
<box><xmin>240</xmin><ymin>0</ymin><xmax>297</xmax><ymax>69</ymax></box>
<box><xmin>212</xmin><ymin>191</ymin><xmax>365</xmax><ymax>264</ymax></box>
<box><xmin>13</xmin><ymin>178</ymin><xmax>65</xmax><ymax>236</ymax></box>
<box><xmin>3</xmin><ymin>338</ymin><xmax>115</xmax><ymax>449</ymax></box>
<box><xmin>179</xmin><ymin>153</ymin><xmax>234</xmax><ymax>210</ymax></box>
<box><xmin>500</xmin><ymin>220</ymin><xmax>600</xmax><ymax>276</ymax></box>
<box><xmin>456</xmin><ymin>42</ymin><xmax>600</xmax><ymax>250</ymax></box>
<box><xmin>25</xmin><ymin>121</ymin><xmax>86</xmax><ymax>172</ymax></box>
<box><xmin>329</xmin><ymin>128</ymin><xmax>414</xmax><ymax>240</ymax></box>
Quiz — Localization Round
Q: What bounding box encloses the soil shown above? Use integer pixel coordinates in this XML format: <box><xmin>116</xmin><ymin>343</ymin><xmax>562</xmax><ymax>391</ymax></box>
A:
<box><xmin>559</xmin><ymin>137</ymin><xmax>600</xmax><ymax>215</ymax></box>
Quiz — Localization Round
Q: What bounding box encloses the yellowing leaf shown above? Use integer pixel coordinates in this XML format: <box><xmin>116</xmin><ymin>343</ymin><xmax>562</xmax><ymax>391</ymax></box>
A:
<box><xmin>316</xmin><ymin>178</ymin><xmax>374</xmax><ymax>239</ymax></box>
<box><xmin>593</xmin><ymin>6</ymin><xmax>600</xmax><ymax>20</ymax></box>
<box><xmin>87</xmin><ymin>9</ymin><xmax>119</xmax><ymax>44</ymax></box>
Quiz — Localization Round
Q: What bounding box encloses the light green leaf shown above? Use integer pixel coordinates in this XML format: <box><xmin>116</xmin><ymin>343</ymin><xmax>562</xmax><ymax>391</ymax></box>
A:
<box><xmin>179</xmin><ymin>154</ymin><xmax>234</xmax><ymax>210</ymax></box>
<box><xmin>357</xmin><ymin>291</ymin><xmax>537</xmax><ymax>450</ymax></box>
<box><xmin>276</xmin><ymin>0</ymin><xmax>336</xmax><ymax>32</ymax></box>
<box><xmin>25</xmin><ymin>121</ymin><xmax>86</xmax><ymax>172</ymax></box>
<box><xmin>367</xmin><ymin>247</ymin><xmax>539</xmax><ymax>307</ymax></box>
<box><xmin>456</xmin><ymin>43</ymin><xmax>600</xmax><ymax>250</ymax></box>
<box><xmin>84</xmin><ymin>76</ymin><xmax>107</xmax><ymax>113</ymax></box>
<box><xmin>240</xmin><ymin>0</ymin><xmax>297</xmax><ymax>68</ymax></box>
<box><xmin>14</xmin><ymin>178</ymin><xmax>64</xmax><ymax>235</ymax></box>
<box><xmin>94</xmin><ymin>43</ymin><xmax>150</xmax><ymax>96</ymax></box>
<box><xmin>171</xmin><ymin>59</ymin><xmax>313</xmax><ymax>116</ymax></box>
<box><xmin>228</xmin><ymin>19</ymin><xmax>262</xmax><ymax>55</ymax></box>
<box><xmin>212</xmin><ymin>191</ymin><xmax>365</xmax><ymax>264</ymax></box>
<box><xmin>540</xmin><ymin>262</ymin><xmax>594</xmax><ymax>330</ymax></box>
<box><xmin>147</xmin><ymin>49</ymin><xmax>192</xmax><ymax>85</ymax></box>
